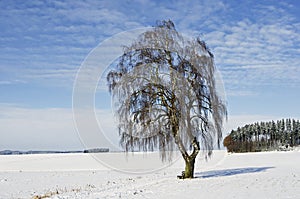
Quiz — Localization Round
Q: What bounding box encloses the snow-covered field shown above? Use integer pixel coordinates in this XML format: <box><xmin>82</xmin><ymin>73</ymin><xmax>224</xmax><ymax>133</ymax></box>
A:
<box><xmin>0</xmin><ymin>150</ymin><xmax>299</xmax><ymax>199</ymax></box>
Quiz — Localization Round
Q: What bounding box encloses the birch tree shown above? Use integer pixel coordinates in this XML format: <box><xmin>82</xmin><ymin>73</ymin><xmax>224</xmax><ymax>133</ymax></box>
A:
<box><xmin>107</xmin><ymin>20</ymin><xmax>227</xmax><ymax>178</ymax></box>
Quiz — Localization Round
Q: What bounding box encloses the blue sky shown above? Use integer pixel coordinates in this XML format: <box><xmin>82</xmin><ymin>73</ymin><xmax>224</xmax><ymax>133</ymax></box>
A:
<box><xmin>0</xmin><ymin>0</ymin><xmax>299</xmax><ymax>150</ymax></box>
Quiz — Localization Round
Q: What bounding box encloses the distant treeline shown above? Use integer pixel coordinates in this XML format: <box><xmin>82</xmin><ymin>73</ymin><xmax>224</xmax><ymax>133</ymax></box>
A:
<box><xmin>223</xmin><ymin>118</ymin><xmax>300</xmax><ymax>153</ymax></box>
<box><xmin>83</xmin><ymin>148</ymin><xmax>109</xmax><ymax>153</ymax></box>
<box><xmin>0</xmin><ymin>148</ymin><xmax>109</xmax><ymax>155</ymax></box>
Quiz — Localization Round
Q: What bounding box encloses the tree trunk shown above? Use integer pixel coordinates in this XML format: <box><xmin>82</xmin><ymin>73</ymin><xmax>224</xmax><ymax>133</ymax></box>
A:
<box><xmin>184</xmin><ymin>157</ymin><xmax>195</xmax><ymax>178</ymax></box>
<box><xmin>178</xmin><ymin>137</ymin><xmax>199</xmax><ymax>179</ymax></box>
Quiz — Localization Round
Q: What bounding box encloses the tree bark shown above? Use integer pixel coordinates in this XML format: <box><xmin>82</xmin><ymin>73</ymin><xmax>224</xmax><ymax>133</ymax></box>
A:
<box><xmin>184</xmin><ymin>157</ymin><xmax>195</xmax><ymax>178</ymax></box>
<box><xmin>178</xmin><ymin>137</ymin><xmax>200</xmax><ymax>179</ymax></box>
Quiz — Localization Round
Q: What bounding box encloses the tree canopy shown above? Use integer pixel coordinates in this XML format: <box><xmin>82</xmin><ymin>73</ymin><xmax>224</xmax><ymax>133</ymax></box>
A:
<box><xmin>107</xmin><ymin>20</ymin><xmax>227</xmax><ymax>178</ymax></box>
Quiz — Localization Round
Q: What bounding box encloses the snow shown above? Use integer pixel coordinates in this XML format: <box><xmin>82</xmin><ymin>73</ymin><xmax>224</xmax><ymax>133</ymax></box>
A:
<box><xmin>0</xmin><ymin>151</ymin><xmax>299</xmax><ymax>199</ymax></box>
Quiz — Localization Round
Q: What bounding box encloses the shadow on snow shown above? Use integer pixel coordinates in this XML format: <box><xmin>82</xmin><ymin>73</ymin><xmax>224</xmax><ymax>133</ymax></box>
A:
<box><xmin>195</xmin><ymin>167</ymin><xmax>274</xmax><ymax>179</ymax></box>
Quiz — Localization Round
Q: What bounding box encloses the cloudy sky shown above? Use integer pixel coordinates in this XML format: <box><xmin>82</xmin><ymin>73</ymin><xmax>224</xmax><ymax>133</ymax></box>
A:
<box><xmin>1</xmin><ymin>0</ymin><xmax>299</xmax><ymax>150</ymax></box>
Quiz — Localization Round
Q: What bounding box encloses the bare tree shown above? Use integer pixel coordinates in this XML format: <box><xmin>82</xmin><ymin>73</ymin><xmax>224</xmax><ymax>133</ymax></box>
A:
<box><xmin>107</xmin><ymin>20</ymin><xmax>227</xmax><ymax>178</ymax></box>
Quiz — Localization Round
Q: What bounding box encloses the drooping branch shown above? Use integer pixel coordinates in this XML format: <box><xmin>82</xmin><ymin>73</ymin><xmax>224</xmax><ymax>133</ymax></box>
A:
<box><xmin>107</xmin><ymin>20</ymin><xmax>227</xmax><ymax>166</ymax></box>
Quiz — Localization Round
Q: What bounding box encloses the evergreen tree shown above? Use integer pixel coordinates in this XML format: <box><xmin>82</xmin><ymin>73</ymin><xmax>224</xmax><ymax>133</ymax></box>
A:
<box><xmin>271</xmin><ymin>121</ymin><xmax>277</xmax><ymax>148</ymax></box>
<box><xmin>286</xmin><ymin>118</ymin><xmax>292</xmax><ymax>146</ymax></box>
<box><xmin>223</xmin><ymin>118</ymin><xmax>300</xmax><ymax>153</ymax></box>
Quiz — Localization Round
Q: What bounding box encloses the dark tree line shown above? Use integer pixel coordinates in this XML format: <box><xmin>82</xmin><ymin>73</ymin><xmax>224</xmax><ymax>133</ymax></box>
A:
<box><xmin>223</xmin><ymin>118</ymin><xmax>300</xmax><ymax>153</ymax></box>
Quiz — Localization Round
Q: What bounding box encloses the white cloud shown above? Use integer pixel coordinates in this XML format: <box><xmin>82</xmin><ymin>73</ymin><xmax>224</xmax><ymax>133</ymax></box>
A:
<box><xmin>1</xmin><ymin>0</ymin><xmax>299</xmax><ymax>102</ymax></box>
<box><xmin>204</xmin><ymin>11</ymin><xmax>300</xmax><ymax>95</ymax></box>
<box><xmin>0</xmin><ymin>80</ymin><xmax>14</xmax><ymax>85</ymax></box>
<box><xmin>0</xmin><ymin>104</ymin><xmax>122</xmax><ymax>151</ymax></box>
<box><xmin>0</xmin><ymin>106</ymin><xmax>83</xmax><ymax>150</ymax></box>
<box><xmin>0</xmin><ymin>79</ymin><xmax>26</xmax><ymax>85</ymax></box>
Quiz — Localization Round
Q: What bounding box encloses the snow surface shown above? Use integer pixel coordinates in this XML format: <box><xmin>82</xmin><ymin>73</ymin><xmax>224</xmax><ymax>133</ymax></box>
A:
<box><xmin>0</xmin><ymin>150</ymin><xmax>299</xmax><ymax>199</ymax></box>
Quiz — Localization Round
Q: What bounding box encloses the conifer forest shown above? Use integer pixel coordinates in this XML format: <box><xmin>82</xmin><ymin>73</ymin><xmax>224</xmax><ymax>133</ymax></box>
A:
<box><xmin>223</xmin><ymin>118</ymin><xmax>300</xmax><ymax>152</ymax></box>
